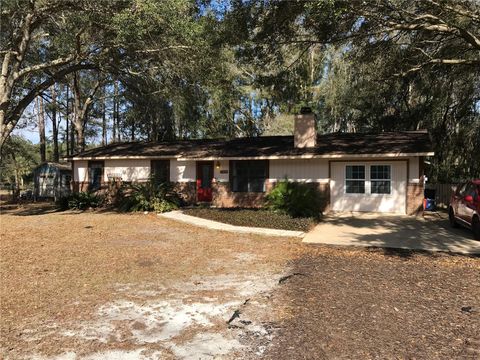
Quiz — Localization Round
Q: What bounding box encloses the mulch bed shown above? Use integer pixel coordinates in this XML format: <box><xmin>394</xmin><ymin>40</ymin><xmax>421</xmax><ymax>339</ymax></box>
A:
<box><xmin>262</xmin><ymin>247</ymin><xmax>480</xmax><ymax>359</ymax></box>
<box><xmin>183</xmin><ymin>207</ymin><xmax>318</xmax><ymax>232</ymax></box>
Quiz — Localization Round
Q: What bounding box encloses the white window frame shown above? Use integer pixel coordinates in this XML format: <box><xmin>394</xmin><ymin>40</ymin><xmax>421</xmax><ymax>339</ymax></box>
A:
<box><xmin>344</xmin><ymin>163</ymin><xmax>394</xmax><ymax>197</ymax></box>
<box><xmin>345</xmin><ymin>164</ymin><xmax>366</xmax><ymax>195</ymax></box>
<box><xmin>370</xmin><ymin>164</ymin><xmax>392</xmax><ymax>195</ymax></box>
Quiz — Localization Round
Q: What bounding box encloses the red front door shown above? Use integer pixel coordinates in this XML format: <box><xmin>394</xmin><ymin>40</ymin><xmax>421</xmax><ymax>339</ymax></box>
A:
<box><xmin>196</xmin><ymin>161</ymin><xmax>214</xmax><ymax>202</ymax></box>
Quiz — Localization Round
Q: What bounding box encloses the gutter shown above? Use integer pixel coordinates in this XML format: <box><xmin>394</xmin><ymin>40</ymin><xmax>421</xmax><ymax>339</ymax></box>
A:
<box><xmin>66</xmin><ymin>152</ymin><xmax>435</xmax><ymax>161</ymax></box>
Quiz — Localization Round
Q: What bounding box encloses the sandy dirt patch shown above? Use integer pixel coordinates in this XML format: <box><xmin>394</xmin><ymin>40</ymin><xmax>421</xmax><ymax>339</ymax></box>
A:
<box><xmin>2</xmin><ymin>204</ymin><xmax>479</xmax><ymax>359</ymax></box>
<box><xmin>0</xmin><ymin>205</ymin><xmax>301</xmax><ymax>359</ymax></box>
<box><xmin>23</xmin><ymin>270</ymin><xmax>281</xmax><ymax>359</ymax></box>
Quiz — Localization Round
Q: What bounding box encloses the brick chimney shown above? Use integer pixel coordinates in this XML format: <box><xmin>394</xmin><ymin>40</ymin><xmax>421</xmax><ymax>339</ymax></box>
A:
<box><xmin>294</xmin><ymin>108</ymin><xmax>317</xmax><ymax>148</ymax></box>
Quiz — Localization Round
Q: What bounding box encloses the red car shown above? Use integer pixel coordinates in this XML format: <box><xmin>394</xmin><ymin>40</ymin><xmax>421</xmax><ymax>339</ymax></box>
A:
<box><xmin>449</xmin><ymin>180</ymin><xmax>480</xmax><ymax>240</ymax></box>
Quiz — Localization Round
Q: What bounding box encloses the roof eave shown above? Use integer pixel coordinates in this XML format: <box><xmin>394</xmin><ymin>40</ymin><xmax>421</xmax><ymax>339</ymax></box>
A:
<box><xmin>177</xmin><ymin>152</ymin><xmax>434</xmax><ymax>161</ymax></box>
<box><xmin>68</xmin><ymin>152</ymin><xmax>434</xmax><ymax>161</ymax></box>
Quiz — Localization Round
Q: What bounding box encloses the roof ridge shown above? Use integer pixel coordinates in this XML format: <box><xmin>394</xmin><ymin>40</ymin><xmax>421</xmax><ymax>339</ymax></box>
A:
<box><xmin>67</xmin><ymin>131</ymin><xmax>433</xmax><ymax>159</ymax></box>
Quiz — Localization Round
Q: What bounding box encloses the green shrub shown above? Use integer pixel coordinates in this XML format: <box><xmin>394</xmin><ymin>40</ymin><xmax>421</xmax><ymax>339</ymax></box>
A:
<box><xmin>119</xmin><ymin>182</ymin><xmax>179</xmax><ymax>213</ymax></box>
<box><xmin>59</xmin><ymin>192</ymin><xmax>102</xmax><ymax>210</ymax></box>
<box><xmin>56</xmin><ymin>196</ymin><xmax>70</xmax><ymax>210</ymax></box>
<box><xmin>152</xmin><ymin>198</ymin><xmax>178</xmax><ymax>213</ymax></box>
<box><xmin>265</xmin><ymin>179</ymin><xmax>321</xmax><ymax>218</ymax></box>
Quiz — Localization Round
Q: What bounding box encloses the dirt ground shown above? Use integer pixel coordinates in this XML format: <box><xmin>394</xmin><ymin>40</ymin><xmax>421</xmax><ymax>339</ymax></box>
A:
<box><xmin>1</xmin><ymin>204</ymin><xmax>479</xmax><ymax>359</ymax></box>
<box><xmin>263</xmin><ymin>248</ymin><xmax>480</xmax><ymax>359</ymax></box>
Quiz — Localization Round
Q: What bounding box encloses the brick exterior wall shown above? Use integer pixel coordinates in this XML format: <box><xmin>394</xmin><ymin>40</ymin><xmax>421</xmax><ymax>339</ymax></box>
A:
<box><xmin>407</xmin><ymin>183</ymin><xmax>424</xmax><ymax>215</ymax></box>
<box><xmin>73</xmin><ymin>180</ymin><xmax>197</xmax><ymax>207</ymax></box>
<box><xmin>212</xmin><ymin>182</ymin><xmax>267</xmax><ymax>208</ymax></box>
<box><xmin>211</xmin><ymin>180</ymin><xmax>330</xmax><ymax>212</ymax></box>
<box><xmin>406</xmin><ymin>156</ymin><xmax>425</xmax><ymax>215</ymax></box>
<box><xmin>173</xmin><ymin>182</ymin><xmax>197</xmax><ymax>205</ymax></box>
<box><xmin>73</xmin><ymin>179</ymin><xmax>331</xmax><ymax>213</ymax></box>
<box><xmin>72</xmin><ymin>181</ymin><xmax>92</xmax><ymax>192</ymax></box>
<box><xmin>73</xmin><ymin>181</ymin><xmax>115</xmax><ymax>193</ymax></box>
<box><xmin>297</xmin><ymin>182</ymin><xmax>330</xmax><ymax>213</ymax></box>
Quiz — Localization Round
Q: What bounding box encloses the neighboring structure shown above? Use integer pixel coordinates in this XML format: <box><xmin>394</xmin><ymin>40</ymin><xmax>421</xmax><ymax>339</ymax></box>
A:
<box><xmin>33</xmin><ymin>162</ymin><xmax>72</xmax><ymax>199</ymax></box>
<box><xmin>68</xmin><ymin>114</ymin><xmax>434</xmax><ymax>215</ymax></box>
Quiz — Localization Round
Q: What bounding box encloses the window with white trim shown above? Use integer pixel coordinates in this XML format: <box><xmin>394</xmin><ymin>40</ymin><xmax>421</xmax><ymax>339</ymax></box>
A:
<box><xmin>231</xmin><ymin>160</ymin><xmax>268</xmax><ymax>192</ymax></box>
<box><xmin>345</xmin><ymin>165</ymin><xmax>365</xmax><ymax>194</ymax></box>
<box><xmin>370</xmin><ymin>165</ymin><xmax>391</xmax><ymax>194</ymax></box>
<box><xmin>151</xmin><ymin>160</ymin><xmax>170</xmax><ymax>186</ymax></box>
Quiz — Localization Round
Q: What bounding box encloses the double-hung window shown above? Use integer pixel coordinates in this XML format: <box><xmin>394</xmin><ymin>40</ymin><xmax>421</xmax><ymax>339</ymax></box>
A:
<box><xmin>88</xmin><ymin>161</ymin><xmax>104</xmax><ymax>191</ymax></box>
<box><xmin>231</xmin><ymin>160</ymin><xmax>268</xmax><ymax>192</ymax></box>
<box><xmin>151</xmin><ymin>160</ymin><xmax>170</xmax><ymax>186</ymax></box>
<box><xmin>345</xmin><ymin>165</ymin><xmax>365</xmax><ymax>194</ymax></box>
<box><xmin>370</xmin><ymin>165</ymin><xmax>391</xmax><ymax>194</ymax></box>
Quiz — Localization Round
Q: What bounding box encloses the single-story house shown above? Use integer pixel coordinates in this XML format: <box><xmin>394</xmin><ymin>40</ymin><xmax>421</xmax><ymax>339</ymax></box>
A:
<box><xmin>33</xmin><ymin>162</ymin><xmax>72</xmax><ymax>200</ymax></box>
<box><xmin>67</xmin><ymin>113</ymin><xmax>434</xmax><ymax>215</ymax></box>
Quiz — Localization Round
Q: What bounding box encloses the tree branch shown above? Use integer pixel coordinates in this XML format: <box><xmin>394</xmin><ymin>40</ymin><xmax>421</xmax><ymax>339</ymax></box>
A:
<box><xmin>425</xmin><ymin>0</ymin><xmax>480</xmax><ymax>23</ymax></box>
<box><xmin>14</xmin><ymin>54</ymin><xmax>76</xmax><ymax>80</ymax></box>
<box><xmin>395</xmin><ymin>58</ymin><xmax>480</xmax><ymax>76</ymax></box>
<box><xmin>5</xmin><ymin>63</ymin><xmax>96</xmax><ymax>132</ymax></box>
<box><xmin>134</xmin><ymin>45</ymin><xmax>192</xmax><ymax>53</ymax></box>
<box><xmin>387</xmin><ymin>19</ymin><xmax>480</xmax><ymax>50</ymax></box>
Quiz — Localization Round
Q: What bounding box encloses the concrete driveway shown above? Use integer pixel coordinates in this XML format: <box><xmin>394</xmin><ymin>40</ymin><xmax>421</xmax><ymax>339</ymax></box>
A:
<box><xmin>303</xmin><ymin>212</ymin><xmax>480</xmax><ymax>254</ymax></box>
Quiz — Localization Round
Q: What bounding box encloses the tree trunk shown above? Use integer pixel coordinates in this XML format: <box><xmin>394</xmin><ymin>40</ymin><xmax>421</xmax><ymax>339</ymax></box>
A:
<box><xmin>11</xmin><ymin>151</ymin><xmax>20</xmax><ymax>201</ymax></box>
<box><xmin>72</xmin><ymin>73</ymin><xmax>86</xmax><ymax>153</ymax></box>
<box><xmin>102</xmin><ymin>85</ymin><xmax>107</xmax><ymax>146</ymax></box>
<box><xmin>0</xmin><ymin>7</ymin><xmax>94</xmax><ymax>152</ymax></box>
<box><xmin>71</xmin><ymin>72</ymin><xmax>100</xmax><ymax>153</ymax></box>
<box><xmin>63</xmin><ymin>81</ymin><xmax>76</xmax><ymax>155</ymax></box>
<box><xmin>0</xmin><ymin>115</ymin><xmax>11</xmax><ymax>155</ymax></box>
<box><xmin>112</xmin><ymin>80</ymin><xmax>118</xmax><ymax>142</ymax></box>
<box><xmin>51</xmin><ymin>85</ymin><xmax>59</xmax><ymax>162</ymax></box>
<box><xmin>75</xmin><ymin>119</ymin><xmax>84</xmax><ymax>153</ymax></box>
<box><xmin>70</xmin><ymin>114</ymin><xmax>75</xmax><ymax>155</ymax></box>
<box><xmin>36</xmin><ymin>96</ymin><xmax>46</xmax><ymax>162</ymax></box>
<box><xmin>112</xmin><ymin>99</ymin><xmax>116</xmax><ymax>143</ymax></box>
<box><xmin>150</xmin><ymin>114</ymin><xmax>157</xmax><ymax>142</ymax></box>
<box><xmin>72</xmin><ymin>72</ymin><xmax>84</xmax><ymax>153</ymax></box>
<box><xmin>65</xmin><ymin>83</ymin><xmax>70</xmax><ymax>156</ymax></box>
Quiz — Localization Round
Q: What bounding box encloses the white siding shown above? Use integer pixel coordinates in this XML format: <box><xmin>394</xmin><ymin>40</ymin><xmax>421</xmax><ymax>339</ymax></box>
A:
<box><xmin>269</xmin><ymin>159</ymin><xmax>329</xmax><ymax>183</ymax></box>
<box><xmin>73</xmin><ymin>160</ymin><xmax>88</xmax><ymax>182</ymax></box>
<box><xmin>104</xmin><ymin>159</ymin><xmax>150</xmax><ymax>182</ymax></box>
<box><xmin>74</xmin><ymin>158</ymin><xmax>197</xmax><ymax>183</ymax></box>
<box><xmin>170</xmin><ymin>159</ymin><xmax>196</xmax><ymax>182</ymax></box>
<box><xmin>330</xmin><ymin>161</ymin><xmax>407</xmax><ymax>214</ymax></box>
<box><xmin>169</xmin><ymin>159</ymin><xmax>228</xmax><ymax>183</ymax></box>
<box><xmin>408</xmin><ymin>156</ymin><xmax>420</xmax><ymax>183</ymax></box>
<box><xmin>214</xmin><ymin>160</ymin><xmax>229</xmax><ymax>182</ymax></box>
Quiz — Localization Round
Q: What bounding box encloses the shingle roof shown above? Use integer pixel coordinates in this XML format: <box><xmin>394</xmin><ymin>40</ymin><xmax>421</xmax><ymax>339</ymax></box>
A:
<box><xmin>69</xmin><ymin>131</ymin><xmax>433</xmax><ymax>160</ymax></box>
<box><xmin>35</xmin><ymin>162</ymin><xmax>72</xmax><ymax>171</ymax></box>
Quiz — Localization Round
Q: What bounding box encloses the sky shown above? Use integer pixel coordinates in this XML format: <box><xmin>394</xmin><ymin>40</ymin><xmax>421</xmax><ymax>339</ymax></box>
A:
<box><xmin>13</xmin><ymin>103</ymin><xmax>44</xmax><ymax>144</ymax></box>
<box><xmin>13</xmin><ymin>127</ymin><xmax>41</xmax><ymax>144</ymax></box>
<box><xmin>12</xmin><ymin>0</ymin><xmax>234</xmax><ymax>146</ymax></box>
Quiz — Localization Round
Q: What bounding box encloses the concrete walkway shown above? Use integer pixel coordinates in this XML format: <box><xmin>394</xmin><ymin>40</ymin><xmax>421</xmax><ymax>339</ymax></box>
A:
<box><xmin>303</xmin><ymin>212</ymin><xmax>480</xmax><ymax>254</ymax></box>
<box><xmin>159</xmin><ymin>211</ymin><xmax>305</xmax><ymax>238</ymax></box>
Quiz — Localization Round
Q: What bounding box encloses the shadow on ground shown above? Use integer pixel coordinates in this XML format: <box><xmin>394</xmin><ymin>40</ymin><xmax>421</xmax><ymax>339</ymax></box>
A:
<box><xmin>263</xmin><ymin>246</ymin><xmax>480</xmax><ymax>360</ymax></box>
<box><xmin>304</xmin><ymin>212</ymin><xmax>480</xmax><ymax>256</ymax></box>
<box><xmin>0</xmin><ymin>203</ymin><xmax>121</xmax><ymax>216</ymax></box>
<box><xmin>0</xmin><ymin>203</ymin><xmax>63</xmax><ymax>216</ymax></box>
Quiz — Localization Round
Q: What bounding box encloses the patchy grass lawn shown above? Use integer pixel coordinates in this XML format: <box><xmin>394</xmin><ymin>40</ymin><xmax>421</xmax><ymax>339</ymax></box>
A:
<box><xmin>183</xmin><ymin>207</ymin><xmax>317</xmax><ymax>232</ymax></box>
<box><xmin>264</xmin><ymin>248</ymin><xmax>480</xmax><ymax>359</ymax></box>
<box><xmin>0</xmin><ymin>204</ymin><xmax>302</xmax><ymax>359</ymax></box>
<box><xmin>1</xmin><ymin>203</ymin><xmax>479</xmax><ymax>359</ymax></box>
